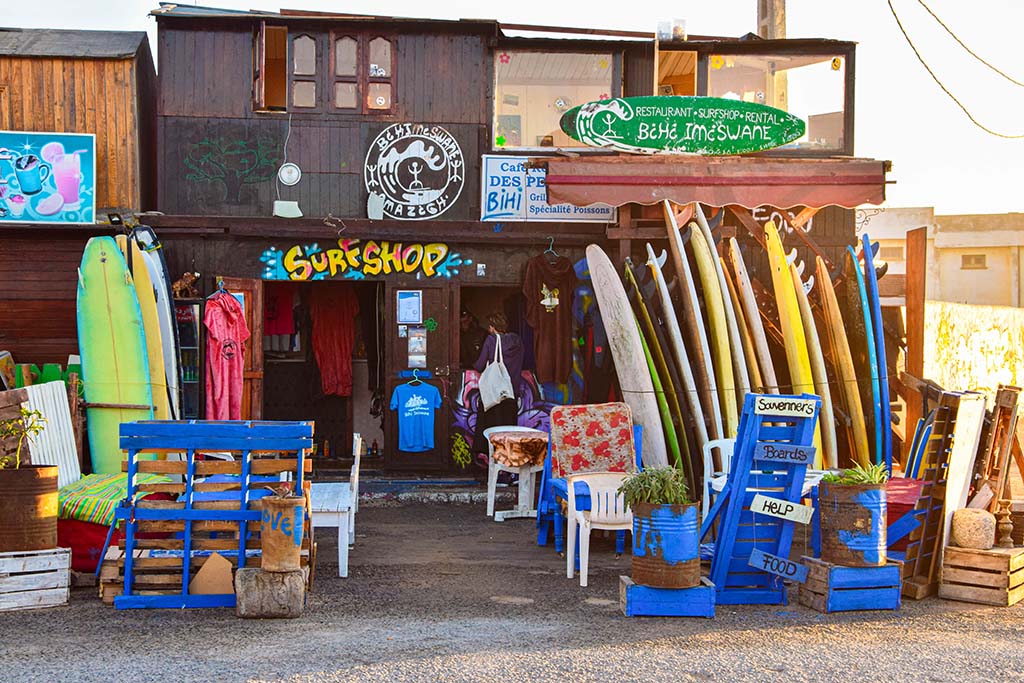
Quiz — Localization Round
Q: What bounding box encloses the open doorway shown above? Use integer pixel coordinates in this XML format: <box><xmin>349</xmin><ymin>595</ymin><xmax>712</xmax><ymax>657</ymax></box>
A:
<box><xmin>262</xmin><ymin>280</ymin><xmax>385</xmax><ymax>472</ymax></box>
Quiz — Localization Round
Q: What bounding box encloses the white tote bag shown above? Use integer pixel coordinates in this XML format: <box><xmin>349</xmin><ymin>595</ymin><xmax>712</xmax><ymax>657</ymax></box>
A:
<box><xmin>478</xmin><ymin>333</ymin><xmax>515</xmax><ymax>411</ymax></box>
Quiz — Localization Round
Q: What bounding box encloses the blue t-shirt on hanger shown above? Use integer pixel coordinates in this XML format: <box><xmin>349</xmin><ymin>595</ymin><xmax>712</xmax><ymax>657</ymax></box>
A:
<box><xmin>389</xmin><ymin>382</ymin><xmax>442</xmax><ymax>452</ymax></box>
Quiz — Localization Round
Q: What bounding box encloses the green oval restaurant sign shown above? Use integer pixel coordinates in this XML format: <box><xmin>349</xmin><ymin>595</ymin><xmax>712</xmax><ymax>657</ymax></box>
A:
<box><xmin>559</xmin><ymin>96</ymin><xmax>805</xmax><ymax>155</ymax></box>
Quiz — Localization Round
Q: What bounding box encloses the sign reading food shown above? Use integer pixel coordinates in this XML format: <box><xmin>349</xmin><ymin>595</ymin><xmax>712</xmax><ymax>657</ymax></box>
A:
<box><xmin>559</xmin><ymin>96</ymin><xmax>805</xmax><ymax>155</ymax></box>
<box><xmin>0</xmin><ymin>130</ymin><xmax>95</xmax><ymax>223</ymax></box>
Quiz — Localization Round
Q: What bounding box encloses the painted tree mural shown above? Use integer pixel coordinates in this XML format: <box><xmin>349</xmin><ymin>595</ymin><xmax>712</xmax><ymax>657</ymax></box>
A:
<box><xmin>184</xmin><ymin>134</ymin><xmax>280</xmax><ymax>203</ymax></box>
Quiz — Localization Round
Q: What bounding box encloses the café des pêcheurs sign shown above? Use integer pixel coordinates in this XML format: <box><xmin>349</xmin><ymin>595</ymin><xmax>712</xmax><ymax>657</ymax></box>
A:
<box><xmin>559</xmin><ymin>96</ymin><xmax>805</xmax><ymax>155</ymax></box>
<box><xmin>0</xmin><ymin>130</ymin><xmax>96</xmax><ymax>223</ymax></box>
<box><xmin>480</xmin><ymin>155</ymin><xmax>615</xmax><ymax>223</ymax></box>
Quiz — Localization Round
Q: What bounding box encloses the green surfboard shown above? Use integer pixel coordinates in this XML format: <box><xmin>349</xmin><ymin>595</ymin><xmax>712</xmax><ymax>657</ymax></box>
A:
<box><xmin>77</xmin><ymin>236</ymin><xmax>154</xmax><ymax>474</ymax></box>
<box><xmin>560</xmin><ymin>96</ymin><xmax>805</xmax><ymax>155</ymax></box>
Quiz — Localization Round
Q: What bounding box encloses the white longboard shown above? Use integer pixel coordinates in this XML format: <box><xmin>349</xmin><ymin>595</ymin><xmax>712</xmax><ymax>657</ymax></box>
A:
<box><xmin>586</xmin><ymin>244</ymin><xmax>669</xmax><ymax>469</ymax></box>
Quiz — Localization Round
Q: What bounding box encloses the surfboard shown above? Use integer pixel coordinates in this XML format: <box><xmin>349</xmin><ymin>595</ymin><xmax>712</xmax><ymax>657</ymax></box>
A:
<box><xmin>694</xmin><ymin>204</ymin><xmax>751</xmax><ymax>414</ymax></box>
<box><xmin>846</xmin><ymin>246</ymin><xmax>883</xmax><ymax>465</ymax></box>
<box><xmin>764</xmin><ymin>221</ymin><xmax>821</xmax><ymax>455</ymax></box>
<box><xmin>116</xmin><ymin>235</ymin><xmax>170</xmax><ymax>421</ymax></box>
<box><xmin>790</xmin><ymin>263</ymin><xmax>836</xmax><ymax>469</ymax></box>
<box><xmin>721</xmin><ymin>257</ymin><xmax>763</xmax><ymax>394</ymax></box>
<box><xmin>662</xmin><ymin>201</ymin><xmax>724</xmax><ymax>443</ymax></box>
<box><xmin>815</xmin><ymin>256</ymin><xmax>871</xmax><ymax>468</ymax></box>
<box><xmin>78</xmin><ymin>237</ymin><xmax>154</xmax><ymax>473</ymax></box>
<box><xmin>689</xmin><ymin>226</ymin><xmax>739</xmax><ymax>438</ymax></box>
<box><xmin>623</xmin><ymin>260</ymin><xmax>688</xmax><ymax>478</ymax></box>
<box><xmin>862</xmin><ymin>234</ymin><xmax>893</xmax><ymax>472</ymax></box>
<box><xmin>646</xmin><ymin>243</ymin><xmax>709</xmax><ymax>458</ymax></box>
<box><xmin>586</xmin><ymin>244</ymin><xmax>669</xmax><ymax>469</ymax></box>
<box><xmin>726</xmin><ymin>238</ymin><xmax>780</xmax><ymax>394</ymax></box>
<box><xmin>134</xmin><ymin>226</ymin><xmax>181</xmax><ymax>420</ymax></box>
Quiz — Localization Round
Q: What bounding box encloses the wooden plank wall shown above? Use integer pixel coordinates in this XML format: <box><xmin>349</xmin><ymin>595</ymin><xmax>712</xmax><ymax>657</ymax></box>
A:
<box><xmin>0</xmin><ymin>55</ymin><xmax>142</xmax><ymax>212</ymax></box>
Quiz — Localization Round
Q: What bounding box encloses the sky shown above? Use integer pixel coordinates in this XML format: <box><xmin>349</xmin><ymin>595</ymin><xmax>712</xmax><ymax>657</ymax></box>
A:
<box><xmin>6</xmin><ymin>0</ymin><xmax>1024</xmax><ymax>215</ymax></box>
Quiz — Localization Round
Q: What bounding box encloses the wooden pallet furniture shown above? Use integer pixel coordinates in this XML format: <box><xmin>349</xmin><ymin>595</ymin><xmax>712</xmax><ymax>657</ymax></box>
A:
<box><xmin>707</xmin><ymin>393</ymin><xmax>819</xmax><ymax>606</ymax></box>
<box><xmin>971</xmin><ymin>385</ymin><xmax>1020</xmax><ymax>511</ymax></box>
<box><xmin>902</xmin><ymin>392</ymin><xmax>986</xmax><ymax>599</ymax></box>
<box><xmin>0</xmin><ymin>548</ymin><xmax>70</xmax><ymax>612</ymax></box>
<box><xmin>111</xmin><ymin>420</ymin><xmax>314</xmax><ymax>609</ymax></box>
<box><xmin>799</xmin><ymin>556</ymin><xmax>902</xmax><ymax>613</ymax></box>
<box><xmin>939</xmin><ymin>546</ymin><xmax>1024</xmax><ymax>607</ymax></box>
<box><xmin>619</xmin><ymin>576</ymin><xmax>715</xmax><ymax>618</ymax></box>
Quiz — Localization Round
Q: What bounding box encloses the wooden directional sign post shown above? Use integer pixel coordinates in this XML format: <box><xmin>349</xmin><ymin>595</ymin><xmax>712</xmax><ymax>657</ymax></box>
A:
<box><xmin>559</xmin><ymin>96</ymin><xmax>806</xmax><ymax>156</ymax></box>
<box><xmin>749</xmin><ymin>548</ymin><xmax>809</xmax><ymax>584</ymax></box>
<box><xmin>750</xmin><ymin>494</ymin><xmax>815</xmax><ymax>525</ymax></box>
<box><xmin>753</xmin><ymin>441</ymin><xmax>816</xmax><ymax>466</ymax></box>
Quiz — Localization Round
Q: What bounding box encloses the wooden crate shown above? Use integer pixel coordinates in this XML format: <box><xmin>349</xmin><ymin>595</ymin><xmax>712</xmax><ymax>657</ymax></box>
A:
<box><xmin>939</xmin><ymin>546</ymin><xmax>1024</xmax><ymax>607</ymax></box>
<box><xmin>798</xmin><ymin>556</ymin><xmax>902</xmax><ymax>613</ymax></box>
<box><xmin>0</xmin><ymin>548</ymin><xmax>70</xmax><ymax>612</ymax></box>
<box><xmin>619</xmin><ymin>576</ymin><xmax>715</xmax><ymax>618</ymax></box>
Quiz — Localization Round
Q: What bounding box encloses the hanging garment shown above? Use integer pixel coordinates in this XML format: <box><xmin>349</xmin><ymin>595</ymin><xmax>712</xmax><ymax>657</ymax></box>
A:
<box><xmin>263</xmin><ymin>281</ymin><xmax>297</xmax><ymax>336</ymax></box>
<box><xmin>204</xmin><ymin>293</ymin><xmax>250</xmax><ymax>420</ymax></box>
<box><xmin>523</xmin><ymin>254</ymin><xmax>576</xmax><ymax>384</ymax></box>
<box><xmin>389</xmin><ymin>382</ymin><xmax>442</xmax><ymax>452</ymax></box>
<box><xmin>311</xmin><ymin>285</ymin><xmax>360</xmax><ymax>397</ymax></box>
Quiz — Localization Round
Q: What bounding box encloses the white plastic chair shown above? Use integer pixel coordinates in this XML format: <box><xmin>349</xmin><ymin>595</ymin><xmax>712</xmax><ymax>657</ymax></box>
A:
<box><xmin>309</xmin><ymin>433</ymin><xmax>362</xmax><ymax>578</ymax></box>
<box><xmin>701</xmin><ymin>438</ymin><xmax>735</xmax><ymax>521</ymax></box>
<box><xmin>566</xmin><ymin>472</ymin><xmax>633</xmax><ymax>587</ymax></box>
<box><xmin>483</xmin><ymin>425</ymin><xmax>545</xmax><ymax>521</ymax></box>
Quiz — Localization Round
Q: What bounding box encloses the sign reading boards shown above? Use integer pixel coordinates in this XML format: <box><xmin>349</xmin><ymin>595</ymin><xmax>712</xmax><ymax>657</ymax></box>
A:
<box><xmin>559</xmin><ymin>96</ymin><xmax>806</xmax><ymax>156</ymax></box>
<box><xmin>750</xmin><ymin>494</ymin><xmax>815</xmax><ymax>525</ymax></box>
<box><xmin>480</xmin><ymin>155</ymin><xmax>615</xmax><ymax>223</ymax></box>
<box><xmin>0</xmin><ymin>131</ymin><xmax>96</xmax><ymax>223</ymax></box>
<box><xmin>748</xmin><ymin>548</ymin><xmax>809</xmax><ymax>584</ymax></box>
<box><xmin>753</xmin><ymin>396</ymin><xmax>818</xmax><ymax>419</ymax></box>
<box><xmin>753</xmin><ymin>441</ymin><xmax>816</xmax><ymax>466</ymax></box>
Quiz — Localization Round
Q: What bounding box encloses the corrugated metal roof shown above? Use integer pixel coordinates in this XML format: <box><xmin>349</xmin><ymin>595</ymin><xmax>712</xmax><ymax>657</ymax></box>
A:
<box><xmin>0</xmin><ymin>28</ymin><xmax>146</xmax><ymax>58</ymax></box>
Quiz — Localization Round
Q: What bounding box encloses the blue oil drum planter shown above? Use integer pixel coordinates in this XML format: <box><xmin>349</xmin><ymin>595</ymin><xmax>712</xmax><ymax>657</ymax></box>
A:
<box><xmin>818</xmin><ymin>483</ymin><xmax>887</xmax><ymax>567</ymax></box>
<box><xmin>631</xmin><ymin>502</ymin><xmax>701</xmax><ymax>588</ymax></box>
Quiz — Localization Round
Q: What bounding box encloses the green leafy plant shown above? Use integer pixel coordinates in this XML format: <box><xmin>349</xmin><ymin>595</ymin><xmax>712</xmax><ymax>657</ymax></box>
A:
<box><xmin>821</xmin><ymin>462</ymin><xmax>889</xmax><ymax>486</ymax></box>
<box><xmin>618</xmin><ymin>467</ymin><xmax>691</xmax><ymax>506</ymax></box>
<box><xmin>0</xmin><ymin>408</ymin><xmax>47</xmax><ymax>470</ymax></box>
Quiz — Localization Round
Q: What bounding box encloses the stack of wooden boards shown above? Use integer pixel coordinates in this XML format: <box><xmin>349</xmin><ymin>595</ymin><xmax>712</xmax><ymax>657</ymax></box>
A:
<box><xmin>100</xmin><ymin>420</ymin><xmax>315</xmax><ymax>609</ymax></box>
<box><xmin>77</xmin><ymin>228</ymin><xmax>181</xmax><ymax>474</ymax></box>
<box><xmin>587</xmin><ymin>200</ymin><xmax>893</xmax><ymax>492</ymax></box>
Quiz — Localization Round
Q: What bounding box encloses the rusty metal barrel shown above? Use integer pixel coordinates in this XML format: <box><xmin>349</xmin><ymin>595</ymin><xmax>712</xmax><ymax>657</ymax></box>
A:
<box><xmin>260</xmin><ymin>495</ymin><xmax>305</xmax><ymax>572</ymax></box>
<box><xmin>631</xmin><ymin>502</ymin><xmax>700</xmax><ymax>588</ymax></box>
<box><xmin>0</xmin><ymin>465</ymin><xmax>58</xmax><ymax>552</ymax></box>
<box><xmin>819</xmin><ymin>482</ymin><xmax>887</xmax><ymax>567</ymax></box>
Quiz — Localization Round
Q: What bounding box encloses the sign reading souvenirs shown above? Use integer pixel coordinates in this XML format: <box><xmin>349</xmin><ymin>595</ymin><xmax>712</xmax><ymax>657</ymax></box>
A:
<box><xmin>559</xmin><ymin>96</ymin><xmax>806</xmax><ymax>155</ymax></box>
<box><xmin>480</xmin><ymin>155</ymin><xmax>615</xmax><ymax>222</ymax></box>
<box><xmin>260</xmin><ymin>239</ymin><xmax>469</xmax><ymax>281</ymax></box>
<box><xmin>0</xmin><ymin>130</ymin><xmax>96</xmax><ymax>223</ymax></box>
<box><xmin>753</xmin><ymin>395</ymin><xmax>818</xmax><ymax>419</ymax></box>
<box><xmin>365</xmin><ymin>123</ymin><xmax>465</xmax><ymax>220</ymax></box>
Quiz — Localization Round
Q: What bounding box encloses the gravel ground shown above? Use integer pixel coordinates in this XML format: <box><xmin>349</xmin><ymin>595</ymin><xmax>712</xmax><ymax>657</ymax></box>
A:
<box><xmin>3</xmin><ymin>503</ymin><xmax>1024</xmax><ymax>683</ymax></box>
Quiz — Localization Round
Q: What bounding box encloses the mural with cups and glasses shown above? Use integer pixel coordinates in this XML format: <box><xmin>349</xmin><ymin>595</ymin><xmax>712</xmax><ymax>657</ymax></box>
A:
<box><xmin>0</xmin><ymin>131</ymin><xmax>95</xmax><ymax>223</ymax></box>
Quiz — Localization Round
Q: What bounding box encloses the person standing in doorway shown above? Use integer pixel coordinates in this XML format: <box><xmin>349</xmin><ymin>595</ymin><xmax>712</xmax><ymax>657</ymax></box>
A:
<box><xmin>459</xmin><ymin>307</ymin><xmax>487</xmax><ymax>370</ymax></box>
<box><xmin>472</xmin><ymin>312</ymin><xmax>524</xmax><ymax>458</ymax></box>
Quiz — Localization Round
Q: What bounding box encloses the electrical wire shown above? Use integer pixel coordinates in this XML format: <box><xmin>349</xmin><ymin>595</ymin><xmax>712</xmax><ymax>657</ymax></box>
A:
<box><xmin>914</xmin><ymin>0</ymin><xmax>1024</xmax><ymax>88</ymax></box>
<box><xmin>887</xmin><ymin>0</ymin><xmax>1024</xmax><ymax>139</ymax></box>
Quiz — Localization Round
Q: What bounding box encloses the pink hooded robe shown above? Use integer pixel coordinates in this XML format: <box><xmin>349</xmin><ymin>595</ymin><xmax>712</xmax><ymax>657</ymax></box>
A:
<box><xmin>205</xmin><ymin>293</ymin><xmax>250</xmax><ymax>420</ymax></box>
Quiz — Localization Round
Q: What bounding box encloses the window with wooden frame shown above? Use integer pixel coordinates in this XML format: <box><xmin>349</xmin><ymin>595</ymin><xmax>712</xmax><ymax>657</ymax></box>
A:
<box><xmin>961</xmin><ymin>254</ymin><xmax>987</xmax><ymax>270</ymax></box>
<box><xmin>255</xmin><ymin>24</ymin><xmax>288</xmax><ymax>111</ymax></box>
<box><xmin>290</xmin><ymin>34</ymin><xmax>319</xmax><ymax>109</ymax></box>
<box><xmin>330</xmin><ymin>33</ymin><xmax>395</xmax><ymax>113</ymax></box>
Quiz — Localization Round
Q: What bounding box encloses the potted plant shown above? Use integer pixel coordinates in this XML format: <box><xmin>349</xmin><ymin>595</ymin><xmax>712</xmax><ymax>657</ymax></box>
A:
<box><xmin>818</xmin><ymin>462</ymin><xmax>889</xmax><ymax>567</ymax></box>
<box><xmin>0</xmin><ymin>408</ymin><xmax>57</xmax><ymax>552</ymax></box>
<box><xmin>619</xmin><ymin>467</ymin><xmax>700</xmax><ymax>589</ymax></box>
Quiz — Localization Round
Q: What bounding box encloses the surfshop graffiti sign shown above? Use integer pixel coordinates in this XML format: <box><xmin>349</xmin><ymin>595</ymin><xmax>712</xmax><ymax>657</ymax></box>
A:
<box><xmin>0</xmin><ymin>130</ymin><xmax>96</xmax><ymax>223</ymax></box>
<box><xmin>260</xmin><ymin>239</ymin><xmax>470</xmax><ymax>281</ymax></box>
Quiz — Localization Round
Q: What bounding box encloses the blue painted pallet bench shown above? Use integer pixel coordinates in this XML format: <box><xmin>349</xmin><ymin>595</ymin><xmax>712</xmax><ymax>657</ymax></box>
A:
<box><xmin>619</xmin><ymin>576</ymin><xmax>715</xmax><ymax>618</ymax></box>
<box><xmin>798</xmin><ymin>556</ymin><xmax>903</xmax><ymax>613</ymax></box>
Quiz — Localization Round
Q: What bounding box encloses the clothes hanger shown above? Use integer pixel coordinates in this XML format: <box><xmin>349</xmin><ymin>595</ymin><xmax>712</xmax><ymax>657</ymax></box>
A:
<box><xmin>544</xmin><ymin>236</ymin><xmax>559</xmax><ymax>263</ymax></box>
<box><xmin>407</xmin><ymin>368</ymin><xmax>422</xmax><ymax>385</ymax></box>
<box><xmin>207</xmin><ymin>278</ymin><xmax>228</xmax><ymax>300</ymax></box>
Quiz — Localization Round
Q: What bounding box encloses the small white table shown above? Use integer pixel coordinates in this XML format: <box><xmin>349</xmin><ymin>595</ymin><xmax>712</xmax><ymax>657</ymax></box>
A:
<box><xmin>309</xmin><ymin>483</ymin><xmax>353</xmax><ymax>578</ymax></box>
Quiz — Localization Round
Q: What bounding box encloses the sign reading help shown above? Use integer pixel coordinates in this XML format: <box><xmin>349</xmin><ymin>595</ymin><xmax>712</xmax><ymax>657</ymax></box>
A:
<box><xmin>750</xmin><ymin>493</ymin><xmax>815</xmax><ymax>525</ymax></box>
<box><xmin>753</xmin><ymin>396</ymin><xmax>818</xmax><ymax>418</ymax></box>
<box><xmin>753</xmin><ymin>441</ymin><xmax>816</xmax><ymax>465</ymax></box>
<box><xmin>748</xmin><ymin>548</ymin><xmax>809</xmax><ymax>583</ymax></box>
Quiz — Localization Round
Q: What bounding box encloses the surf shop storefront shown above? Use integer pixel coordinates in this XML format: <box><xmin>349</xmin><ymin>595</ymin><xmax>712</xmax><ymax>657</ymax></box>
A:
<box><xmin>146</xmin><ymin>216</ymin><xmax>609</xmax><ymax>474</ymax></box>
<box><xmin>530</xmin><ymin>96</ymin><xmax>892</xmax><ymax>476</ymax></box>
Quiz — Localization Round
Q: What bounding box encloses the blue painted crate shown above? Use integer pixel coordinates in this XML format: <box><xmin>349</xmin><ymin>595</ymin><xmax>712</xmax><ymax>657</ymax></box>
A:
<box><xmin>619</xmin><ymin>576</ymin><xmax>715</xmax><ymax>618</ymax></box>
<box><xmin>798</xmin><ymin>556</ymin><xmax>902</xmax><ymax>613</ymax></box>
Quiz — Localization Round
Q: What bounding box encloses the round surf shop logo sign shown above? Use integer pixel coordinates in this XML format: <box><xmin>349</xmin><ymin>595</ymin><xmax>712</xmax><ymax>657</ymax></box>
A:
<box><xmin>364</xmin><ymin>123</ymin><xmax>465</xmax><ymax>220</ymax></box>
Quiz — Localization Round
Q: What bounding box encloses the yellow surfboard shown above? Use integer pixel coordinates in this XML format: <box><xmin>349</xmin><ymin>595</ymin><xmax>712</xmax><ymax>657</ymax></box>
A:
<box><xmin>816</xmin><ymin>256</ymin><xmax>871</xmax><ymax>468</ymax></box>
<box><xmin>690</xmin><ymin>226</ymin><xmax>738</xmax><ymax>438</ymax></box>
<box><xmin>721</xmin><ymin>256</ymin><xmax>763</xmax><ymax>394</ymax></box>
<box><xmin>790</xmin><ymin>263</ymin><xmax>837</xmax><ymax>469</ymax></box>
<box><xmin>764</xmin><ymin>221</ymin><xmax>821</xmax><ymax>457</ymax></box>
<box><xmin>116</xmin><ymin>235</ymin><xmax>170</xmax><ymax>421</ymax></box>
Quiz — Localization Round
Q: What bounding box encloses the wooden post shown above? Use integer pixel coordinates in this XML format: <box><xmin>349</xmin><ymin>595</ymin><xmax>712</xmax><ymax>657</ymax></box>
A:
<box><xmin>66</xmin><ymin>373</ymin><xmax>85</xmax><ymax>473</ymax></box>
<box><xmin>904</xmin><ymin>227</ymin><xmax>927</xmax><ymax>466</ymax></box>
